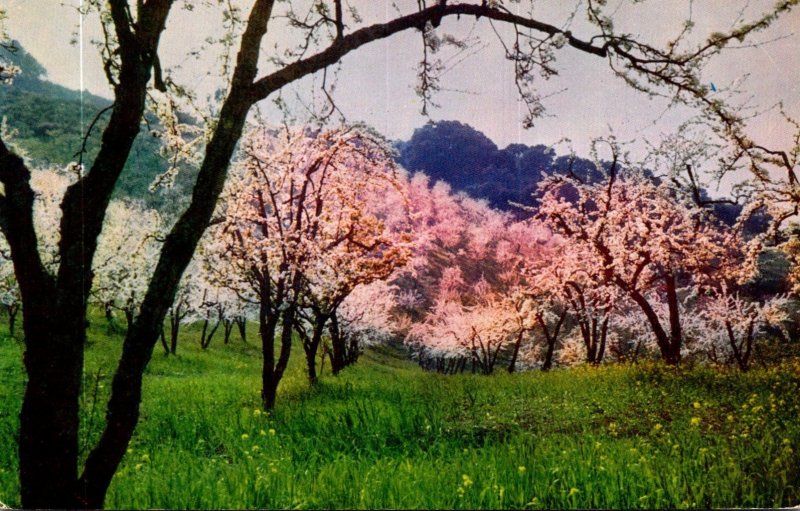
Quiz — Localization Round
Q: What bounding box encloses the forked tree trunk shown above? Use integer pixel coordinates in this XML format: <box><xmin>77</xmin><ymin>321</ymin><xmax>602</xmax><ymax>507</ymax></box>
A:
<box><xmin>727</xmin><ymin>319</ymin><xmax>755</xmax><ymax>372</ymax></box>
<box><xmin>538</xmin><ymin>310</ymin><xmax>567</xmax><ymax>371</ymax></box>
<box><xmin>627</xmin><ymin>277</ymin><xmax>682</xmax><ymax>365</ymax></box>
<box><xmin>223</xmin><ymin>319</ymin><xmax>234</xmax><ymax>344</ymax></box>
<box><xmin>261</xmin><ymin>304</ymin><xmax>294</xmax><ymax>409</ymax></box>
<box><xmin>301</xmin><ymin>310</ymin><xmax>329</xmax><ymax>384</ymax></box>
<box><xmin>581</xmin><ymin>315</ymin><xmax>609</xmax><ymax>365</ymax></box>
<box><xmin>236</xmin><ymin>317</ymin><xmax>247</xmax><ymax>343</ymax></box>
<box><xmin>199</xmin><ymin>316</ymin><xmax>221</xmax><ymax>349</ymax></box>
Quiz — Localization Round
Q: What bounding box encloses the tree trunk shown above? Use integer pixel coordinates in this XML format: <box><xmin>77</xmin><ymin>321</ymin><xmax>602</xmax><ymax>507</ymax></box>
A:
<box><xmin>538</xmin><ymin>310</ymin><xmax>566</xmax><ymax>371</ymax></box>
<box><xmin>507</xmin><ymin>330</ymin><xmax>524</xmax><ymax>373</ymax></box>
<box><xmin>664</xmin><ymin>274</ymin><xmax>682</xmax><ymax>365</ymax></box>
<box><xmin>236</xmin><ymin>317</ymin><xmax>247</xmax><ymax>343</ymax></box>
<box><xmin>309</xmin><ymin>322</ymin><xmax>325</xmax><ymax>384</ymax></box>
<box><xmin>329</xmin><ymin>313</ymin><xmax>346</xmax><ymax>375</ymax></box>
<box><xmin>124</xmin><ymin>308</ymin><xmax>134</xmax><ymax>329</ymax></box>
<box><xmin>301</xmin><ymin>310</ymin><xmax>329</xmax><ymax>384</ymax></box>
<box><xmin>223</xmin><ymin>319</ymin><xmax>234</xmax><ymax>344</ymax></box>
<box><xmin>6</xmin><ymin>303</ymin><xmax>18</xmax><ymax>337</ymax></box>
<box><xmin>169</xmin><ymin>312</ymin><xmax>180</xmax><ymax>355</ymax></box>
<box><xmin>159</xmin><ymin>326</ymin><xmax>169</xmax><ymax>355</ymax></box>
<box><xmin>596</xmin><ymin>316</ymin><xmax>609</xmax><ymax>364</ymax></box>
<box><xmin>19</xmin><ymin>309</ymin><xmax>85</xmax><ymax>508</ymax></box>
<box><xmin>346</xmin><ymin>337</ymin><xmax>360</xmax><ymax>366</ymax></box>
<box><xmin>627</xmin><ymin>286</ymin><xmax>678</xmax><ymax>365</ymax></box>
<box><xmin>80</xmin><ymin>32</ymin><xmax>271</xmax><ymax>494</ymax></box>
<box><xmin>319</xmin><ymin>341</ymin><xmax>328</xmax><ymax>377</ymax></box>
<box><xmin>261</xmin><ymin>304</ymin><xmax>294</xmax><ymax>410</ymax></box>
<box><xmin>541</xmin><ymin>336</ymin><xmax>556</xmax><ymax>371</ymax></box>
<box><xmin>199</xmin><ymin>318</ymin><xmax>221</xmax><ymax>349</ymax></box>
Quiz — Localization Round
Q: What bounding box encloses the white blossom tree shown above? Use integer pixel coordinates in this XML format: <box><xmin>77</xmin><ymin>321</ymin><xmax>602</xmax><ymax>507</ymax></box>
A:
<box><xmin>92</xmin><ymin>200</ymin><xmax>164</xmax><ymax>328</ymax></box>
<box><xmin>690</xmin><ymin>289</ymin><xmax>790</xmax><ymax>371</ymax></box>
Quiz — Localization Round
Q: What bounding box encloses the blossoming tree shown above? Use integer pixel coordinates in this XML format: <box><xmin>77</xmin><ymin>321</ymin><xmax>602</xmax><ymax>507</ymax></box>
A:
<box><xmin>222</xmin><ymin>125</ymin><xmax>408</xmax><ymax>405</ymax></box>
<box><xmin>536</xmin><ymin>156</ymin><xmax>757</xmax><ymax>365</ymax></box>
<box><xmin>92</xmin><ymin>200</ymin><xmax>164</xmax><ymax>328</ymax></box>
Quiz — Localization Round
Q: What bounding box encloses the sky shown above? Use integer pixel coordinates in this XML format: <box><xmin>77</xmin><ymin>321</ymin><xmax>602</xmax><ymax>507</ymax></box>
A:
<box><xmin>4</xmin><ymin>1</ymin><xmax>800</xmax><ymax>167</ymax></box>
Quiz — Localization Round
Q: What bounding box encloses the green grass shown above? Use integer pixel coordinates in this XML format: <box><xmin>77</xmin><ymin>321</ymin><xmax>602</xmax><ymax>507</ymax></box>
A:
<box><xmin>0</xmin><ymin>314</ymin><xmax>799</xmax><ymax>509</ymax></box>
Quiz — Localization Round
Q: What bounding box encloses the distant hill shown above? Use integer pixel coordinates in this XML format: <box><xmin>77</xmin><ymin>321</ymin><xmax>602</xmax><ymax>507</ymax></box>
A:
<box><xmin>0</xmin><ymin>41</ymin><xmax>194</xmax><ymax>215</ymax></box>
<box><xmin>395</xmin><ymin>120</ymin><xmax>771</xmax><ymax>238</ymax></box>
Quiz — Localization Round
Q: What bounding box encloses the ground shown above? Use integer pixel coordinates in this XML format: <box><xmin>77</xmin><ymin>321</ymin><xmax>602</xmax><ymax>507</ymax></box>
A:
<box><xmin>0</xmin><ymin>315</ymin><xmax>798</xmax><ymax>508</ymax></box>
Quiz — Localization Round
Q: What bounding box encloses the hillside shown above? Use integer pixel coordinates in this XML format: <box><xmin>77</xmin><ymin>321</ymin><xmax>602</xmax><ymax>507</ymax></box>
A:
<box><xmin>0</xmin><ymin>42</ymin><xmax>194</xmax><ymax>215</ymax></box>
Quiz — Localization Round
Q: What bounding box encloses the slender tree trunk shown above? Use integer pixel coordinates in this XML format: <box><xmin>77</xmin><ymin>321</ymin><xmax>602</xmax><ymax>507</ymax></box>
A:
<box><xmin>169</xmin><ymin>312</ymin><xmax>180</xmax><ymax>355</ymax></box>
<box><xmin>319</xmin><ymin>341</ymin><xmax>328</xmax><ymax>377</ymax></box>
<box><xmin>261</xmin><ymin>304</ymin><xmax>294</xmax><ymax>409</ymax></box>
<box><xmin>507</xmin><ymin>330</ymin><xmax>524</xmax><ymax>373</ymax></box>
<box><xmin>236</xmin><ymin>317</ymin><xmax>247</xmax><ymax>343</ymax></box>
<box><xmin>538</xmin><ymin>310</ymin><xmax>566</xmax><ymax>371</ymax></box>
<box><xmin>260</xmin><ymin>319</ymin><xmax>280</xmax><ymax>409</ymax></box>
<box><xmin>727</xmin><ymin>320</ymin><xmax>754</xmax><ymax>372</ymax></box>
<box><xmin>200</xmin><ymin>319</ymin><xmax>209</xmax><ymax>348</ymax></box>
<box><xmin>303</xmin><ymin>314</ymin><xmax>327</xmax><ymax>385</ymax></box>
<box><xmin>596</xmin><ymin>316</ymin><xmax>609</xmax><ymax>364</ymax></box>
<box><xmin>579</xmin><ymin>319</ymin><xmax>594</xmax><ymax>364</ymax></box>
<box><xmin>741</xmin><ymin>320</ymin><xmax>755</xmax><ymax>372</ymax></box>
<box><xmin>664</xmin><ymin>274</ymin><xmax>682</xmax><ymax>365</ymax></box>
<box><xmin>541</xmin><ymin>336</ymin><xmax>556</xmax><ymax>371</ymax></box>
<box><xmin>223</xmin><ymin>319</ymin><xmax>234</xmax><ymax>344</ymax></box>
<box><xmin>6</xmin><ymin>303</ymin><xmax>18</xmax><ymax>337</ymax></box>
<box><xmin>329</xmin><ymin>313</ymin><xmax>346</xmax><ymax>375</ymax></box>
<box><xmin>199</xmin><ymin>318</ymin><xmax>218</xmax><ymax>349</ymax></box>
<box><xmin>159</xmin><ymin>326</ymin><xmax>169</xmax><ymax>355</ymax></box>
<box><xmin>347</xmin><ymin>337</ymin><xmax>360</xmax><ymax>366</ymax></box>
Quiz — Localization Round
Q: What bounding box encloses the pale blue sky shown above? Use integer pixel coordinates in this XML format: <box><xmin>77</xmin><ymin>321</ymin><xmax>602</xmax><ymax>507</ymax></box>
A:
<box><xmin>5</xmin><ymin>1</ymin><xmax>800</xmax><ymax>163</ymax></box>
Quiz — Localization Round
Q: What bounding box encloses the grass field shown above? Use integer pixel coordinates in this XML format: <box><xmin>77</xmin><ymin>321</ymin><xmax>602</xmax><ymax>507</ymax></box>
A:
<box><xmin>0</xmin><ymin>316</ymin><xmax>799</xmax><ymax>509</ymax></box>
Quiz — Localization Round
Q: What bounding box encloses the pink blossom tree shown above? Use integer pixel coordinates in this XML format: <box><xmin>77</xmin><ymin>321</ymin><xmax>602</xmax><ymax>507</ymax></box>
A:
<box><xmin>527</xmin><ymin>234</ymin><xmax>620</xmax><ymax>366</ymax></box>
<box><xmin>536</xmin><ymin>155</ymin><xmax>757</xmax><ymax>365</ymax></box>
<box><xmin>294</xmin><ymin>159</ymin><xmax>411</xmax><ymax>381</ymax></box>
<box><xmin>222</xmin><ymin>125</ymin><xmax>407</xmax><ymax>405</ymax></box>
